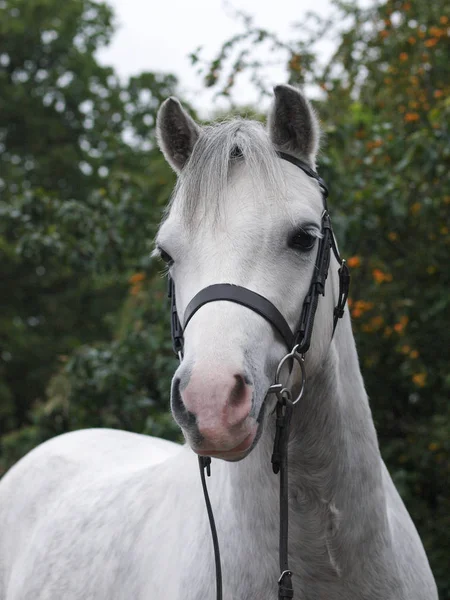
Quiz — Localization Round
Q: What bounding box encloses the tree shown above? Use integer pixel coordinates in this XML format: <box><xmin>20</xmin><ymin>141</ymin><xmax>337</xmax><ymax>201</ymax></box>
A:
<box><xmin>0</xmin><ymin>0</ymin><xmax>180</xmax><ymax>465</ymax></box>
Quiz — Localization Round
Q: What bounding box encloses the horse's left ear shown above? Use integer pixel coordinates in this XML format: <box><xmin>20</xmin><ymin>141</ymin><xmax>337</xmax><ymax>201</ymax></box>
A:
<box><xmin>156</xmin><ymin>97</ymin><xmax>201</xmax><ymax>173</ymax></box>
<box><xmin>268</xmin><ymin>85</ymin><xmax>320</xmax><ymax>167</ymax></box>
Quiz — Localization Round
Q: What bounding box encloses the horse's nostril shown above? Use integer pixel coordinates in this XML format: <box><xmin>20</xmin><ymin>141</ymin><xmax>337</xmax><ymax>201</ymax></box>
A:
<box><xmin>171</xmin><ymin>376</ymin><xmax>201</xmax><ymax>442</ymax></box>
<box><xmin>171</xmin><ymin>377</ymin><xmax>184</xmax><ymax>414</ymax></box>
<box><xmin>229</xmin><ymin>374</ymin><xmax>247</xmax><ymax>406</ymax></box>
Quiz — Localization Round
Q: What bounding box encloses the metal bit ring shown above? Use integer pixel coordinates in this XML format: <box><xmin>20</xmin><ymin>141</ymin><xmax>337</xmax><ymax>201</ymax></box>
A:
<box><xmin>274</xmin><ymin>345</ymin><xmax>306</xmax><ymax>405</ymax></box>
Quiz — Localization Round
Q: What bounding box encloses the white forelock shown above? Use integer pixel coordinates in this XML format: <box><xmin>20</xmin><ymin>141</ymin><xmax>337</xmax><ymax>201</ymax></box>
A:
<box><xmin>171</xmin><ymin>118</ymin><xmax>285</xmax><ymax>221</ymax></box>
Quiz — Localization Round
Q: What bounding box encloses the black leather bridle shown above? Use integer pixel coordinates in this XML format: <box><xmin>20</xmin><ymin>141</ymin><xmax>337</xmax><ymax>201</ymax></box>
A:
<box><xmin>166</xmin><ymin>151</ymin><xmax>350</xmax><ymax>600</ymax></box>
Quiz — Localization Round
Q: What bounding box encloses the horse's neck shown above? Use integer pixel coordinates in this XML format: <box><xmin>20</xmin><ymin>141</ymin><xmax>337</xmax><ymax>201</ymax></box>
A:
<box><xmin>218</xmin><ymin>312</ymin><xmax>389</xmax><ymax>577</ymax></box>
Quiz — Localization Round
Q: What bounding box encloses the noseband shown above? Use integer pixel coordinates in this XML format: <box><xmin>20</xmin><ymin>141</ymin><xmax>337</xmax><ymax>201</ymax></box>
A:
<box><xmin>166</xmin><ymin>151</ymin><xmax>350</xmax><ymax>600</ymax></box>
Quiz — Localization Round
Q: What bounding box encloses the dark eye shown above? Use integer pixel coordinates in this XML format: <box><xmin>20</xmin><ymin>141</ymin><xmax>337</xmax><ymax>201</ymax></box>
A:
<box><xmin>158</xmin><ymin>248</ymin><xmax>174</xmax><ymax>266</ymax></box>
<box><xmin>289</xmin><ymin>231</ymin><xmax>316</xmax><ymax>251</ymax></box>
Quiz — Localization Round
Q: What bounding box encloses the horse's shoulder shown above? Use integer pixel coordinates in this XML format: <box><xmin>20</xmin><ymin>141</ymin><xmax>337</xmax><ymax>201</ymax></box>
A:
<box><xmin>7</xmin><ymin>428</ymin><xmax>180</xmax><ymax>476</ymax></box>
<box><xmin>0</xmin><ymin>429</ymin><xmax>183</xmax><ymax>592</ymax></box>
<box><xmin>0</xmin><ymin>429</ymin><xmax>181</xmax><ymax>538</ymax></box>
<box><xmin>56</xmin><ymin>427</ymin><xmax>178</xmax><ymax>461</ymax></box>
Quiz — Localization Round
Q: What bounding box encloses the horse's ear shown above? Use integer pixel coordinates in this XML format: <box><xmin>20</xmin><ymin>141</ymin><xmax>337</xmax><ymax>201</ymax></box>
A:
<box><xmin>156</xmin><ymin>97</ymin><xmax>201</xmax><ymax>173</ymax></box>
<box><xmin>268</xmin><ymin>85</ymin><xmax>320</xmax><ymax>167</ymax></box>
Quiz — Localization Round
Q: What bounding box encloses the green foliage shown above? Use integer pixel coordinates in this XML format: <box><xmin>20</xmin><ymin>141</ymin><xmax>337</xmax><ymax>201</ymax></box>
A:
<box><xmin>0</xmin><ymin>0</ymin><xmax>178</xmax><ymax>465</ymax></box>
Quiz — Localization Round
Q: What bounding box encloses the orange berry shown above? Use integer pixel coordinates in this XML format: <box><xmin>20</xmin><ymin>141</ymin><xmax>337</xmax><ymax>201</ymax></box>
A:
<box><xmin>129</xmin><ymin>272</ymin><xmax>146</xmax><ymax>284</ymax></box>
<box><xmin>130</xmin><ymin>284</ymin><xmax>142</xmax><ymax>296</ymax></box>
<box><xmin>429</xmin><ymin>27</ymin><xmax>445</xmax><ymax>37</ymax></box>
<box><xmin>404</xmin><ymin>112</ymin><xmax>420</xmax><ymax>122</ymax></box>
<box><xmin>412</xmin><ymin>373</ymin><xmax>427</xmax><ymax>387</ymax></box>
<box><xmin>373</xmin><ymin>268</ymin><xmax>391</xmax><ymax>284</ymax></box>
<box><xmin>347</xmin><ymin>256</ymin><xmax>361</xmax><ymax>268</ymax></box>
<box><xmin>373</xmin><ymin>316</ymin><xmax>384</xmax><ymax>327</ymax></box>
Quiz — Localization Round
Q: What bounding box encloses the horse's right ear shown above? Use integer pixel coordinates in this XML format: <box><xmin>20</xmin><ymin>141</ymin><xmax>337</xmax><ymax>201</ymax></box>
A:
<box><xmin>156</xmin><ymin>98</ymin><xmax>201</xmax><ymax>173</ymax></box>
<box><xmin>268</xmin><ymin>85</ymin><xmax>320</xmax><ymax>167</ymax></box>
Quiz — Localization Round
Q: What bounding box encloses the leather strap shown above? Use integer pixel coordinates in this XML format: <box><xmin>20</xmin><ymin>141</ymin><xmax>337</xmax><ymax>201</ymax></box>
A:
<box><xmin>292</xmin><ymin>212</ymin><xmax>332</xmax><ymax>353</ymax></box>
<box><xmin>183</xmin><ymin>283</ymin><xmax>295</xmax><ymax>350</ymax></box>
<box><xmin>276</xmin><ymin>151</ymin><xmax>329</xmax><ymax>204</ymax></box>
<box><xmin>199</xmin><ymin>457</ymin><xmax>223</xmax><ymax>600</ymax></box>
<box><xmin>271</xmin><ymin>395</ymin><xmax>294</xmax><ymax>600</ymax></box>
<box><xmin>332</xmin><ymin>260</ymin><xmax>350</xmax><ymax>337</ymax></box>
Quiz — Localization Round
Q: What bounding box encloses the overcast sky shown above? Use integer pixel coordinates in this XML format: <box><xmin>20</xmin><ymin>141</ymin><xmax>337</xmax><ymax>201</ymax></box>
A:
<box><xmin>97</xmin><ymin>0</ymin><xmax>336</xmax><ymax>116</ymax></box>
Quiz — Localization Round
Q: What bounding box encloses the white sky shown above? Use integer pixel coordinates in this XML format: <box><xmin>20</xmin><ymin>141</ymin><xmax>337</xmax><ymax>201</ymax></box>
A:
<box><xmin>97</xmin><ymin>0</ymin><xmax>335</xmax><ymax>117</ymax></box>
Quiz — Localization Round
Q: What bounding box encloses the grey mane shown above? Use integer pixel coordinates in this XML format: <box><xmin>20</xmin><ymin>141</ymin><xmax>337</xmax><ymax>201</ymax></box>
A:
<box><xmin>172</xmin><ymin>119</ymin><xmax>285</xmax><ymax>219</ymax></box>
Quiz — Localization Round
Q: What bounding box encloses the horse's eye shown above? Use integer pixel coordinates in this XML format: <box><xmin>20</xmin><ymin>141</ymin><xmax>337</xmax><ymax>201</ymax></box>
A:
<box><xmin>158</xmin><ymin>248</ymin><xmax>174</xmax><ymax>266</ymax></box>
<box><xmin>289</xmin><ymin>231</ymin><xmax>316</xmax><ymax>251</ymax></box>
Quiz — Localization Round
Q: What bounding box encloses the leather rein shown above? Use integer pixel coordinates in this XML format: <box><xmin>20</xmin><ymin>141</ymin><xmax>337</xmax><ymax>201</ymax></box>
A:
<box><xmin>167</xmin><ymin>151</ymin><xmax>350</xmax><ymax>599</ymax></box>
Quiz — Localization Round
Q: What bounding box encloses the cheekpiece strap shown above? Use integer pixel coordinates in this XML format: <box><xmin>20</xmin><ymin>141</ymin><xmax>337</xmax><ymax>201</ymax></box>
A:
<box><xmin>168</xmin><ymin>276</ymin><xmax>184</xmax><ymax>355</ymax></box>
<box><xmin>292</xmin><ymin>211</ymin><xmax>332</xmax><ymax>353</ymax></box>
<box><xmin>276</xmin><ymin>151</ymin><xmax>329</xmax><ymax>205</ymax></box>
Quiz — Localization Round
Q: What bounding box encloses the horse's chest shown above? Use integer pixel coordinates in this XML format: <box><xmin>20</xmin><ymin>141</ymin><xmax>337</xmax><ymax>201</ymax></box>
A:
<box><xmin>178</xmin><ymin>514</ymin><xmax>345</xmax><ymax>600</ymax></box>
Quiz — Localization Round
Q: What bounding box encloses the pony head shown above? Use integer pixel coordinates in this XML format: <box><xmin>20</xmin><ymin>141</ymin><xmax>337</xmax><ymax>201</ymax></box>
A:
<box><xmin>156</xmin><ymin>85</ymin><xmax>335</xmax><ymax>460</ymax></box>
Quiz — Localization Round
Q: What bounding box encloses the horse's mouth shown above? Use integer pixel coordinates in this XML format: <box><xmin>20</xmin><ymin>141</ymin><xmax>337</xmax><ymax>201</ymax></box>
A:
<box><xmin>195</xmin><ymin>430</ymin><xmax>257</xmax><ymax>461</ymax></box>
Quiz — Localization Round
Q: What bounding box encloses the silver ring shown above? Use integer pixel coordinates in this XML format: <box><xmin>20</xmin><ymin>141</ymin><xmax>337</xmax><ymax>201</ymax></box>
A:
<box><xmin>274</xmin><ymin>348</ymin><xmax>306</xmax><ymax>405</ymax></box>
